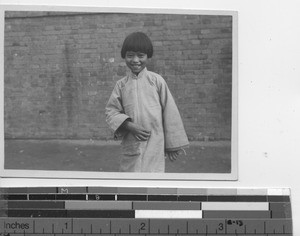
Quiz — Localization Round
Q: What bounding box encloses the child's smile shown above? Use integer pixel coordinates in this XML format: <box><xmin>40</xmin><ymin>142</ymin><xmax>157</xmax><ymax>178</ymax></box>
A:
<box><xmin>125</xmin><ymin>51</ymin><xmax>148</xmax><ymax>75</ymax></box>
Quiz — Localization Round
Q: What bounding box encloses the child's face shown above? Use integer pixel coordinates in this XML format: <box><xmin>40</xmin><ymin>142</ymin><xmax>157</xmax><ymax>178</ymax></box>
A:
<box><xmin>125</xmin><ymin>51</ymin><xmax>148</xmax><ymax>75</ymax></box>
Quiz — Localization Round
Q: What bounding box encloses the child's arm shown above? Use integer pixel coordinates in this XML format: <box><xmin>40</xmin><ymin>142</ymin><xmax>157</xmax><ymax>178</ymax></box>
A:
<box><xmin>121</xmin><ymin>120</ymin><xmax>151</xmax><ymax>141</ymax></box>
<box><xmin>105</xmin><ymin>82</ymin><xmax>131</xmax><ymax>139</ymax></box>
<box><xmin>157</xmin><ymin>76</ymin><xmax>190</xmax><ymax>151</ymax></box>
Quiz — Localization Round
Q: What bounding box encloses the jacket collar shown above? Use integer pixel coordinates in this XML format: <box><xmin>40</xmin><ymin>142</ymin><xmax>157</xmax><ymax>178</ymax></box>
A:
<box><xmin>129</xmin><ymin>67</ymin><xmax>148</xmax><ymax>79</ymax></box>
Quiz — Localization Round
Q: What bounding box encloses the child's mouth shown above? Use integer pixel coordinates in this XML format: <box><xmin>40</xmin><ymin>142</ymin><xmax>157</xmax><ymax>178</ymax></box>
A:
<box><xmin>132</xmin><ymin>65</ymin><xmax>141</xmax><ymax>69</ymax></box>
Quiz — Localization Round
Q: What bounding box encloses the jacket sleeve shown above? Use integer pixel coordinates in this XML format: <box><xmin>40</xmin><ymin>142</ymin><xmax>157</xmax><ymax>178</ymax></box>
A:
<box><xmin>105</xmin><ymin>82</ymin><xmax>131</xmax><ymax>139</ymax></box>
<box><xmin>158</xmin><ymin>78</ymin><xmax>189</xmax><ymax>151</ymax></box>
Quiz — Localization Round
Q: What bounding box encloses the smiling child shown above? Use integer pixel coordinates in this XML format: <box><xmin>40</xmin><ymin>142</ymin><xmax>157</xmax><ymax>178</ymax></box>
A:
<box><xmin>105</xmin><ymin>32</ymin><xmax>189</xmax><ymax>172</ymax></box>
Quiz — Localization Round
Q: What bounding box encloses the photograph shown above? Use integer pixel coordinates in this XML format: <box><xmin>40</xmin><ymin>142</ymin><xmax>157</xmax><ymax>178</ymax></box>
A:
<box><xmin>1</xmin><ymin>6</ymin><xmax>237</xmax><ymax>180</ymax></box>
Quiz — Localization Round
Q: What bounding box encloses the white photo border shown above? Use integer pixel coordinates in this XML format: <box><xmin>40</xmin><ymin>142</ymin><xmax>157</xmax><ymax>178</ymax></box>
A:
<box><xmin>0</xmin><ymin>5</ymin><xmax>238</xmax><ymax>181</ymax></box>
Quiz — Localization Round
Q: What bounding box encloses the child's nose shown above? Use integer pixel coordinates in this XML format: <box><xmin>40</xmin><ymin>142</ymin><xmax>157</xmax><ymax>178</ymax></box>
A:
<box><xmin>132</xmin><ymin>55</ymin><xmax>139</xmax><ymax>62</ymax></box>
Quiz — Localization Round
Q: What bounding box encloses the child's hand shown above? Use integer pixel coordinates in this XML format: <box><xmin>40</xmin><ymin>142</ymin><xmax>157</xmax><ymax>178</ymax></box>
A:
<box><xmin>123</xmin><ymin>121</ymin><xmax>151</xmax><ymax>141</ymax></box>
<box><xmin>166</xmin><ymin>150</ymin><xmax>180</xmax><ymax>161</ymax></box>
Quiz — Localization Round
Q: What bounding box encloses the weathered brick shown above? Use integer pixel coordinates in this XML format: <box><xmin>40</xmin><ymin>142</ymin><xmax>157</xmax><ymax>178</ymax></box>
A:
<box><xmin>4</xmin><ymin>12</ymin><xmax>232</xmax><ymax>141</ymax></box>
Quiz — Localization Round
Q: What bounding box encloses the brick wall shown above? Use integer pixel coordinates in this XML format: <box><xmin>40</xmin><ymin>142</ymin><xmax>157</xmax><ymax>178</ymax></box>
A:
<box><xmin>4</xmin><ymin>11</ymin><xmax>232</xmax><ymax>141</ymax></box>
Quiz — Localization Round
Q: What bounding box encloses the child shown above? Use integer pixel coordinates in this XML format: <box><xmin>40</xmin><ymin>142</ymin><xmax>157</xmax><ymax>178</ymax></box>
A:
<box><xmin>105</xmin><ymin>32</ymin><xmax>189</xmax><ymax>172</ymax></box>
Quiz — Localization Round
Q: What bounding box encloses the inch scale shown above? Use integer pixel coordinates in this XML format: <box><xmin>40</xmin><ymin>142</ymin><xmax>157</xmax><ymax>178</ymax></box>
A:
<box><xmin>0</xmin><ymin>218</ymin><xmax>293</xmax><ymax>235</ymax></box>
<box><xmin>0</xmin><ymin>187</ymin><xmax>293</xmax><ymax>236</ymax></box>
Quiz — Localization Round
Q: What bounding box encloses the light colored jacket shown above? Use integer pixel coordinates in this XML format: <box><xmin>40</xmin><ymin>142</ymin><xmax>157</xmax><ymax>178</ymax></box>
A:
<box><xmin>105</xmin><ymin>68</ymin><xmax>189</xmax><ymax>172</ymax></box>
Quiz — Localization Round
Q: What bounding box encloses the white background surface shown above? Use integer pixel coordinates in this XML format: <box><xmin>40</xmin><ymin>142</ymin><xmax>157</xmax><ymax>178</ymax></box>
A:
<box><xmin>0</xmin><ymin>0</ymin><xmax>300</xmax><ymax>234</ymax></box>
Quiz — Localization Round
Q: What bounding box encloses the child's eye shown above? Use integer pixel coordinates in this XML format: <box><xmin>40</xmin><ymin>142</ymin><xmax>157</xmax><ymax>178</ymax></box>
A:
<box><xmin>125</xmin><ymin>52</ymin><xmax>146</xmax><ymax>58</ymax></box>
<box><xmin>137</xmin><ymin>53</ymin><xmax>146</xmax><ymax>58</ymax></box>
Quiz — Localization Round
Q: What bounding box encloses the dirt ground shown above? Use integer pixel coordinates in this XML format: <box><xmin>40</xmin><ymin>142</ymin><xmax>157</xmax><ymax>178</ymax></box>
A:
<box><xmin>4</xmin><ymin>139</ymin><xmax>231</xmax><ymax>173</ymax></box>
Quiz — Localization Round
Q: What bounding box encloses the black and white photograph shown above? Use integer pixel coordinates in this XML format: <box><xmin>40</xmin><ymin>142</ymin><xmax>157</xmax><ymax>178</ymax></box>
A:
<box><xmin>1</xmin><ymin>6</ymin><xmax>237</xmax><ymax>180</ymax></box>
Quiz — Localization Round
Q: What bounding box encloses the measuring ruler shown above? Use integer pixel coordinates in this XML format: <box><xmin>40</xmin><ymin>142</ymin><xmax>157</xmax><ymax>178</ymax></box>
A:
<box><xmin>0</xmin><ymin>187</ymin><xmax>293</xmax><ymax>235</ymax></box>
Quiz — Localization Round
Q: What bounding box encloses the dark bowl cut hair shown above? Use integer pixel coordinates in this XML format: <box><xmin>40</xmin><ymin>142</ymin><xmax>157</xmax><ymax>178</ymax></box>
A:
<box><xmin>121</xmin><ymin>32</ymin><xmax>153</xmax><ymax>59</ymax></box>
